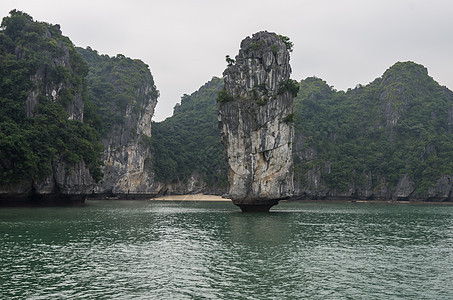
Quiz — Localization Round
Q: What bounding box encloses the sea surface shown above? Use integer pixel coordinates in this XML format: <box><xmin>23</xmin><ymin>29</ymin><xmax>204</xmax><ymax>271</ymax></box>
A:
<box><xmin>0</xmin><ymin>200</ymin><xmax>452</xmax><ymax>299</ymax></box>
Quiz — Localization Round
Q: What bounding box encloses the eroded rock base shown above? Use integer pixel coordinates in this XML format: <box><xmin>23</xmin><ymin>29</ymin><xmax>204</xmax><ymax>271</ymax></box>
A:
<box><xmin>235</xmin><ymin>200</ymin><xmax>279</xmax><ymax>212</ymax></box>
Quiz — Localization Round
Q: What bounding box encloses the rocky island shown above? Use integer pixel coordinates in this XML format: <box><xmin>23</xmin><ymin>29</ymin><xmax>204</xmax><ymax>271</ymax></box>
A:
<box><xmin>2</xmin><ymin>10</ymin><xmax>453</xmax><ymax>206</ymax></box>
<box><xmin>218</xmin><ymin>31</ymin><xmax>297</xmax><ymax>211</ymax></box>
<box><xmin>0</xmin><ymin>11</ymin><xmax>160</xmax><ymax>204</ymax></box>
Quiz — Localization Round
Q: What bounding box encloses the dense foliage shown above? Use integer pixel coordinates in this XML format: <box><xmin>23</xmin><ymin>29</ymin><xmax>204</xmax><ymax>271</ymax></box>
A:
<box><xmin>293</xmin><ymin>62</ymin><xmax>453</xmax><ymax>194</ymax></box>
<box><xmin>0</xmin><ymin>10</ymin><xmax>103</xmax><ymax>184</ymax></box>
<box><xmin>150</xmin><ymin>78</ymin><xmax>228</xmax><ymax>188</ymax></box>
<box><xmin>77</xmin><ymin>47</ymin><xmax>159</xmax><ymax>136</ymax></box>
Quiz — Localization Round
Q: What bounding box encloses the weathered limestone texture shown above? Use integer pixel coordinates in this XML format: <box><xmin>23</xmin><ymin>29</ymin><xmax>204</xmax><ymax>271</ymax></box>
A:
<box><xmin>0</xmin><ymin>25</ymin><xmax>96</xmax><ymax>203</ymax></box>
<box><xmin>218</xmin><ymin>31</ymin><xmax>295</xmax><ymax>212</ymax></box>
<box><xmin>95</xmin><ymin>83</ymin><xmax>158</xmax><ymax>195</ymax></box>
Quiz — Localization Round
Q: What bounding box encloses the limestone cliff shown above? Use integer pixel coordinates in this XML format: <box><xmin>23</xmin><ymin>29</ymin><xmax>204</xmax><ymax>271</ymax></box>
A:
<box><xmin>218</xmin><ymin>31</ymin><xmax>295</xmax><ymax>211</ymax></box>
<box><xmin>0</xmin><ymin>11</ymin><xmax>99</xmax><ymax>203</ymax></box>
<box><xmin>26</xmin><ymin>39</ymin><xmax>96</xmax><ymax>197</ymax></box>
<box><xmin>97</xmin><ymin>83</ymin><xmax>157</xmax><ymax>195</ymax></box>
<box><xmin>77</xmin><ymin>48</ymin><xmax>159</xmax><ymax>195</ymax></box>
<box><xmin>1</xmin><ymin>11</ymin><xmax>160</xmax><ymax>203</ymax></box>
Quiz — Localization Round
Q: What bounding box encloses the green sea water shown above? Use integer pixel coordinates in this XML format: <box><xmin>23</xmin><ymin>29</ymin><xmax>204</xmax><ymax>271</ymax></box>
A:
<box><xmin>1</xmin><ymin>200</ymin><xmax>452</xmax><ymax>299</ymax></box>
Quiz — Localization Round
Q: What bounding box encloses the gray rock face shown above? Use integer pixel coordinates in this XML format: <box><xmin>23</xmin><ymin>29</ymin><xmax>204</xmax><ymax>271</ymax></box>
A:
<box><xmin>34</xmin><ymin>159</ymin><xmax>96</xmax><ymax>195</ymax></box>
<box><xmin>96</xmin><ymin>82</ymin><xmax>158</xmax><ymax>195</ymax></box>
<box><xmin>29</xmin><ymin>37</ymin><xmax>95</xmax><ymax>195</ymax></box>
<box><xmin>218</xmin><ymin>31</ymin><xmax>295</xmax><ymax>211</ymax></box>
<box><xmin>25</xmin><ymin>28</ymin><xmax>84</xmax><ymax>122</ymax></box>
<box><xmin>428</xmin><ymin>175</ymin><xmax>453</xmax><ymax>201</ymax></box>
<box><xmin>0</xmin><ymin>25</ymin><xmax>95</xmax><ymax>203</ymax></box>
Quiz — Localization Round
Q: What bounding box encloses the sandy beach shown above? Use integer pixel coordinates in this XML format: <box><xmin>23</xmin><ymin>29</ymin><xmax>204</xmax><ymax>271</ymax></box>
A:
<box><xmin>150</xmin><ymin>193</ymin><xmax>230</xmax><ymax>202</ymax></box>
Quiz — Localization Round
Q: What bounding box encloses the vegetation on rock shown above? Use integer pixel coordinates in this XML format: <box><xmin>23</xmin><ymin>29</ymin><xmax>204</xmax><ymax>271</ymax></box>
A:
<box><xmin>278</xmin><ymin>35</ymin><xmax>293</xmax><ymax>52</ymax></box>
<box><xmin>77</xmin><ymin>47</ymin><xmax>159</xmax><ymax>136</ymax></box>
<box><xmin>278</xmin><ymin>79</ymin><xmax>300</xmax><ymax>97</ymax></box>
<box><xmin>0</xmin><ymin>10</ymin><xmax>103</xmax><ymax>184</ymax></box>
<box><xmin>225</xmin><ymin>55</ymin><xmax>235</xmax><ymax>67</ymax></box>
<box><xmin>293</xmin><ymin>62</ymin><xmax>453</xmax><ymax>195</ymax></box>
<box><xmin>150</xmin><ymin>78</ymin><xmax>228</xmax><ymax>189</ymax></box>
<box><xmin>216</xmin><ymin>89</ymin><xmax>234</xmax><ymax>103</ymax></box>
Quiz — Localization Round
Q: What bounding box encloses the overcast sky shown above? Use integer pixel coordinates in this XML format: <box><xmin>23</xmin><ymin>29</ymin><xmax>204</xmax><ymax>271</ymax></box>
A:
<box><xmin>2</xmin><ymin>0</ymin><xmax>452</xmax><ymax>121</ymax></box>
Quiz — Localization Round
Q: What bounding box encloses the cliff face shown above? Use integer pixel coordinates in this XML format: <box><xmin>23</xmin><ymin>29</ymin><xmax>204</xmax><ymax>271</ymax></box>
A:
<box><xmin>218</xmin><ymin>31</ymin><xmax>295</xmax><ymax>211</ymax></box>
<box><xmin>25</xmin><ymin>31</ymin><xmax>96</xmax><ymax>197</ymax></box>
<box><xmin>77</xmin><ymin>48</ymin><xmax>159</xmax><ymax>195</ymax></box>
<box><xmin>1</xmin><ymin>12</ymin><xmax>161</xmax><ymax>203</ymax></box>
<box><xmin>98</xmin><ymin>82</ymin><xmax>157</xmax><ymax>195</ymax></box>
<box><xmin>0</xmin><ymin>11</ymin><xmax>100</xmax><ymax>203</ymax></box>
<box><xmin>25</xmin><ymin>43</ymin><xmax>84</xmax><ymax>122</ymax></box>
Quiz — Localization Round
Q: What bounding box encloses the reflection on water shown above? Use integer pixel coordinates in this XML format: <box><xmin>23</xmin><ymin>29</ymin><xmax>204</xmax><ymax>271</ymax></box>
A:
<box><xmin>0</xmin><ymin>200</ymin><xmax>452</xmax><ymax>299</ymax></box>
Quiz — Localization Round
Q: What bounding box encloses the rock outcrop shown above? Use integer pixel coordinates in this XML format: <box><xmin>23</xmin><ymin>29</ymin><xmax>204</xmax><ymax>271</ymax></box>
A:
<box><xmin>0</xmin><ymin>12</ymin><xmax>97</xmax><ymax>204</ymax></box>
<box><xmin>292</xmin><ymin>62</ymin><xmax>453</xmax><ymax>202</ymax></box>
<box><xmin>77</xmin><ymin>48</ymin><xmax>160</xmax><ymax>196</ymax></box>
<box><xmin>218</xmin><ymin>31</ymin><xmax>295</xmax><ymax>211</ymax></box>
<box><xmin>96</xmin><ymin>82</ymin><xmax>158</xmax><ymax>195</ymax></box>
<box><xmin>1</xmin><ymin>12</ymin><xmax>160</xmax><ymax>204</ymax></box>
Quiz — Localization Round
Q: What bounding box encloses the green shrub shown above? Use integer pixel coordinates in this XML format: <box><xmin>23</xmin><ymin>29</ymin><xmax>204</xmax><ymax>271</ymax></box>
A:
<box><xmin>225</xmin><ymin>55</ymin><xmax>235</xmax><ymax>67</ymax></box>
<box><xmin>283</xmin><ymin>113</ymin><xmax>295</xmax><ymax>124</ymax></box>
<box><xmin>278</xmin><ymin>79</ymin><xmax>300</xmax><ymax>97</ymax></box>
<box><xmin>216</xmin><ymin>90</ymin><xmax>234</xmax><ymax>103</ymax></box>
<box><xmin>278</xmin><ymin>35</ymin><xmax>294</xmax><ymax>52</ymax></box>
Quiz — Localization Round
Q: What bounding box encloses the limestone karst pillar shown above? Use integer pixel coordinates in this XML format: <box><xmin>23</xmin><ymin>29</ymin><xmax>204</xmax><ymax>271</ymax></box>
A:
<box><xmin>218</xmin><ymin>31</ymin><xmax>296</xmax><ymax>212</ymax></box>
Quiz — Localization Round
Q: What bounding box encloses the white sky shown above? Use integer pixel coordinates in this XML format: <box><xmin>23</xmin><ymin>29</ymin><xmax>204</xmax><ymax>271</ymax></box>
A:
<box><xmin>1</xmin><ymin>0</ymin><xmax>452</xmax><ymax>121</ymax></box>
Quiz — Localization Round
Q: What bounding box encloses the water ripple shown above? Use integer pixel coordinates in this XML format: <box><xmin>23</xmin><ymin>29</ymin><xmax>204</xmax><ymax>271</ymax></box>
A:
<box><xmin>0</xmin><ymin>201</ymin><xmax>452</xmax><ymax>299</ymax></box>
